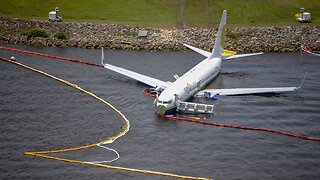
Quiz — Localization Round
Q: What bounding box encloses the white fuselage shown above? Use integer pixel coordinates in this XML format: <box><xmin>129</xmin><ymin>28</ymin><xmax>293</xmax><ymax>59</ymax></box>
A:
<box><xmin>156</xmin><ymin>57</ymin><xmax>221</xmax><ymax>114</ymax></box>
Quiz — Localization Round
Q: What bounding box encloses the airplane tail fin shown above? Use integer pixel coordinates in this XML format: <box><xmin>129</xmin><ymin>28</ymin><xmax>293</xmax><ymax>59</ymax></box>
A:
<box><xmin>209</xmin><ymin>10</ymin><xmax>227</xmax><ymax>59</ymax></box>
<box><xmin>184</xmin><ymin>10</ymin><xmax>264</xmax><ymax>60</ymax></box>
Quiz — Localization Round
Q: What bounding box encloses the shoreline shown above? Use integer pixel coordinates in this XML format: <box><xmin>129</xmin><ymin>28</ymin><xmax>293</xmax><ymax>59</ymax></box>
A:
<box><xmin>0</xmin><ymin>16</ymin><xmax>319</xmax><ymax>52</ymax></box>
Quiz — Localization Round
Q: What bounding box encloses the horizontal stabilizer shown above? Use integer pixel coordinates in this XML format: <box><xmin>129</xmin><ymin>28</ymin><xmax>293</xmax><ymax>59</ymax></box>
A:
<box><xmin>183</xmin><ymin>43</ymin><xmax>263</xmax><ymax>60</ymax></box>
<box><xmin>183</xmin><ymin>43</ymin><xmax>211</xmax><ymax>57</ymax></box>
<box><xmin>223</xmin><ymin>52</ymin><xmax>263</xmax><ymax>60</ymax></box>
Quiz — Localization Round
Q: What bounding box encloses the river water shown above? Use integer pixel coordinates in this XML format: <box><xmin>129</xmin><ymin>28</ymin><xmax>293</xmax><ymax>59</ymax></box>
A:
<box><xmin>0</xmin><ymin>44</ymin><xmax>320</xmax><ymax>180</ymax></box>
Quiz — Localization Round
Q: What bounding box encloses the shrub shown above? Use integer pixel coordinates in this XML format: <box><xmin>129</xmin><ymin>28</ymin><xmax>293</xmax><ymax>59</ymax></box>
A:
<box><xmin>226</xmin><ymin>31</ymin><xmax>242</xmax><ymax>42</ymax></box>
<box><xmin>293</xmin><ymin>35</ymin><xmax>301</xmax><ymax>42</ymax></box>
<box><xmin>226</xmin><ymin>32</ymin><xmax>240</xmax><ymax>39</ymax></box>
<box><xmin>0</xmin><ymin>26</ymin><xmax>7</xmax><ymax>35</ymax></box>
<box><xmin>55</xmin><ymin>32</ymin><xmax>67</xmax><ymax>39</ymax></box>
<box><xmin>23</xmin><ymin>28</ymin><xmax>50</xmax><ymax>38</ymax></box>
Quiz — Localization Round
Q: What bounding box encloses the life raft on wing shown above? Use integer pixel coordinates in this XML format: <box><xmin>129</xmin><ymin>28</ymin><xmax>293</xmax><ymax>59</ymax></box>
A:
<box><xmin>302</xmin><ymin>45</ymin><xmax>320</xmax><ymax>56</ymax></box>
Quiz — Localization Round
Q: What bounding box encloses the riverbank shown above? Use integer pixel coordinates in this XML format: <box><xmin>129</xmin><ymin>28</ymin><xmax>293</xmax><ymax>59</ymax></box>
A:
<box><xmin>0</xmin><ymin>17</ymin><xmax>319</xmax><ymax>52</ymax></box>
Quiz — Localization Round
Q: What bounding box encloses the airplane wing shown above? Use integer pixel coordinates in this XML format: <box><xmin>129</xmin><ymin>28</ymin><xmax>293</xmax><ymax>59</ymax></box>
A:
<box><xmin>195</xmin><ymin>73</ymin><xmax>308</xmax><ymax>98</ymax></box>
<box><xmin>103</xmin><ymin>63</ymin><xmax>170</xmax><ymax>88</ymax></box>
<box><xmin>101</xmin><ymin>49</ymin><xmax>170</xmax><ymax>88</ymax></box>
<box><xmin>195</xmin><ymin>87</ymin><xmax>298</xmax><ymax>98</ymax></box>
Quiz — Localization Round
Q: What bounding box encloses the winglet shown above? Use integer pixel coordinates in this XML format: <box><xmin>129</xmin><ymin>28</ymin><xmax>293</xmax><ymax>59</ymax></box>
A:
<box><xmin>209</xmin><ymin>10</ymin><xmax>227</xmax><ymax>59</ymax></box>
<box><xmin>101</xmin><ymin>48</ymin><xmax>105</xmax><ymax>65</ymax></box>
<box><xmin>297</xmin><ymin>72</ymin><xmax>308</xmax><ymax>89</ymax></box>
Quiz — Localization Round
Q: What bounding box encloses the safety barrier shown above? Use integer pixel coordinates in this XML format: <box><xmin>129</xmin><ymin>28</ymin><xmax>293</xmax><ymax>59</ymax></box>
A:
<box><xmin>0</xmin><ymin>57</ymin><xmax>210</xmax><ymax>180</ymax></box>
<box><xmin>302</xmin><ymin>45</ymin><xmax>320</xmax><ymax>56</ymax></box>
<box><xmin>0</xmin><ymin>45</ymin><xmax>104</xmax><ymax>67</ymax></box>
<box><xmin>159</xmin><ymin>115</ymin><xmax>320</xmax><ymax>142</ymax></box>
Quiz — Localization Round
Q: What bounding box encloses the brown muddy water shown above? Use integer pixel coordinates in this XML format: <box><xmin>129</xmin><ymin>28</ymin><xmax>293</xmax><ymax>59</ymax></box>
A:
<box><xmin>0</xmin><ymin>44</ymin><xmax>320</xmax><ymax>180</ymax></box>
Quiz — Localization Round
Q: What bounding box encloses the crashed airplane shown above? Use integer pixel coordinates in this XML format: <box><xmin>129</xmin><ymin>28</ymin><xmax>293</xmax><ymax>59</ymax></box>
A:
<box><xmin>101</xmin><ymin>10</ymin><xmax>303</xmax><ymax>115</ymax></box>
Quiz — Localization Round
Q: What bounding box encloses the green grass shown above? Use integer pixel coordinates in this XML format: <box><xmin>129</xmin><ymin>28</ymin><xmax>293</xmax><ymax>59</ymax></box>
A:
<box><xmin>0</xmin><ymin>0</ymin><xmax>319</xmax><ymax>27</ymax></box>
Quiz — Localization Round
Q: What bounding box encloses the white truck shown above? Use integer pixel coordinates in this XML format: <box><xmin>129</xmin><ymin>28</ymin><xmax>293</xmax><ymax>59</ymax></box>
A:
<box><xmin>296</xmin><ymin>8</ymin><xmax>311</xmax><ymax>23</ymax></box>
<box><xmin>49</xmin><ymin>7</ymin><xmax>62</xmax><ymax>22</ymax></box>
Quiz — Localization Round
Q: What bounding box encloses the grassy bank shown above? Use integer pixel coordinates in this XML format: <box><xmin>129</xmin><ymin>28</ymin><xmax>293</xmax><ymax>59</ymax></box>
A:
<box><xmin>0</xmin><ymin>0</ymin><xmax>319</xmax><ymax>27</ymax></box>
